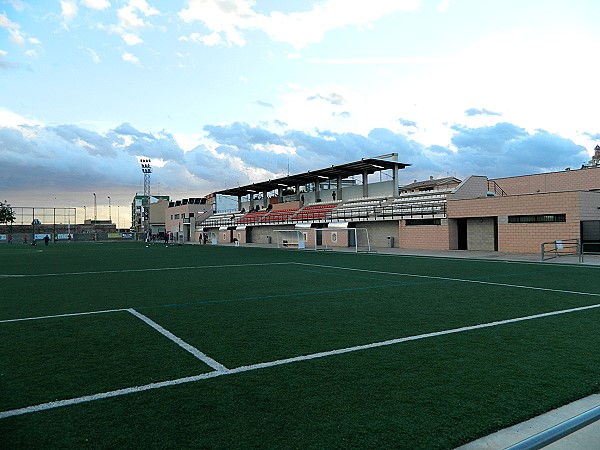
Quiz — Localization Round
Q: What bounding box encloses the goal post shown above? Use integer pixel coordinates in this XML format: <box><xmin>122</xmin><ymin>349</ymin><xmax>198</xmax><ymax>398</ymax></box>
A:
<box><xmin>314</xmin><ymin>227</ymin><xmax>371</xmax><ymax>253</ymax></box>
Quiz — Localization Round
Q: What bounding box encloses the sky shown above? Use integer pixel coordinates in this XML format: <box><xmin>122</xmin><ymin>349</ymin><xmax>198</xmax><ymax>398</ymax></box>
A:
<box><xmin>1</xmin><ymin>0</ymin><xmax>600</xmax><ymax>225</ymax></box>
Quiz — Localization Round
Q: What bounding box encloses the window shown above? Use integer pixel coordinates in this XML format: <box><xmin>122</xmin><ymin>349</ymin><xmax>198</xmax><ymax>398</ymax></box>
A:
<box><xmin>406</xmin><ymin>218</ymin><xmax>441</xmax><ymax>226</ymax></box>
<box><xmin>174</xmin><ymin>214</ymin><xmax>180</xmax><ymax>219</ymax></box>
<box><xmin>508</xmin><ymin>214</ymin><xmax>566</xmax><ymax>223</ymax></box>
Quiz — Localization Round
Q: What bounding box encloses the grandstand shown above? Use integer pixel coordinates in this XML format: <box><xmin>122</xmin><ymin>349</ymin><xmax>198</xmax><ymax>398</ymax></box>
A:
<box><xmin>187</xmin><ymin>154</ymin><xmax>600</xmax><ymax>255</ymax></box>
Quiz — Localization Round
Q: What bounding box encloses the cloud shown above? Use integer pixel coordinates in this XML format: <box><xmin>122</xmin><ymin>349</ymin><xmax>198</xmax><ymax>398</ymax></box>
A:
<box><xmin>81</xmin><ymin>0</ymin><xmax>111</xmax><ymax>10</ymax></box>
<box><xmin>437</xmin><ymin>0</ymin><xmax>454</xmax><ymax>13</ymax></box>
<box><xmin>122</xmin><ymin>52</ymin><xmax>141</xmax><ymax>65</ymax></box>
<box><xmin>178</xmin><ymin>0</ymin><xmax>421</xmax><ymax>49</ymax></box>
<box><xmin>61</xmin><ymin>0</ymin><xmax>78</xmax><ymax>24</ymax></box>
<box><xmin>465</xmin><ymin>108</ymin><xmax>502</xmax><ymax>117</ymax></box>
<box><xmin>8</xmin><ymin>29</ymin><xmax>24</xmax><ymax>46</ymax></box>
<box><xmin>122</xmin><ymin>32</ymin><xmax>143</xmax><ymax>45</ymax></box>
<box><xmin>307</xmin><ymin>92</ymin><xmax>345</xmax><ymax>106</ymax></box>
<box><xmin>6</xmin><ymin>0</ymin><xmax>27</xmax><ymax>12</ymax></box>
<box><xmin>1</xmin><ymin>113</ymin><xmax>592</xmax><ymax>207</ymax></box>
<box><xmin>118</xmin><ymin>0</ymin><xmax>159</xmax><ymax>29</ymax></box>
<box><xmin>255</xmin><ymin>100</ymin><xmax>274</xmax><ymax>109</ymax></box>
<box><xmin>0</xmin><ymin>12</ymin><xmax>20</xmax><ymax>29</ymax></box>
<box><xmin>399</xmin><ymin>118</ymin><xmax>418</xmax><ymax>127</ymax></box>
<box><xmin>448</xmin><ymin>123</ymin><xmax>589</xmax><ymax>177</ymax></box>
<box><xmin>86</xmin><ymin>47</ymin><xmax>101</xmax><ymax>63</ymax></box>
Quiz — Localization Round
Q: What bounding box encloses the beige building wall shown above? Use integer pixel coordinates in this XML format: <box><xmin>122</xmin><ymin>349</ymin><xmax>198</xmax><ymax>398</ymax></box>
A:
<box><xmin>492</xmin><ymin>166</ymin><xmax>600</xmax><ymax>195</ymax></box>
<box><xmin>399</xmin><ymin>220</ymin><xmax>450</xmax><ymax>250</ymax></box>
<box><xmin>448</xmin><ymin>191</ymin><xmax>583</xmax><ymax>253</ymax></box>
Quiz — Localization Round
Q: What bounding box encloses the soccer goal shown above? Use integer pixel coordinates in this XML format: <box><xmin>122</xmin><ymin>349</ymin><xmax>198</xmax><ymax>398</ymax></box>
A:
<box><xmin>274</xmin><ymin>229</ymin><xmax>306</xmax><ymax>249</ymax></box>
<box><xmin>314</xmin><ymin>227</ymin><xmax>372</xmax><ymax>253</ymax></box>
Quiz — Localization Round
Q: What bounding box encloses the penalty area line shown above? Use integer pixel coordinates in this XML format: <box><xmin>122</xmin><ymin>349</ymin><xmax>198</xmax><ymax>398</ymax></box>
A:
<box><xmin>0</xmin><ymin>308</ymin><xmax>127</xmax><ymax>324</ymax></box>
<box><xmin>292</xmin><ymin>262</ymin><xmax>600</xmax><ymax>298</ymax></box>
<box><xmin>0</xmin><ymin>262</ymin><xmax>292</xmax><ymax>278</ymax></box>
<box><xmin>2</xmin><ymin>302</ymin><xmax>599</xmax><ymax>420</ymax></box>
<box><xmin>127</xmin><ymin>309</ymin><xmax>228</xmax><ymax>372</ymax></box>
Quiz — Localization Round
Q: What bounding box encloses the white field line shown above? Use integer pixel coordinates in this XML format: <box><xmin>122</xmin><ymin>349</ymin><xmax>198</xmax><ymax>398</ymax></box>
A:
<box><xmin>0</xmin><ymin>308</ymin><xmax>127</xmax><ymax>323</ymax></box>
<box><xmin>292</xmin><ymin>262</ymin><xmax>600</xmax><ymax>298</ymax></box>
<box><xmin>0</xmin><ymin>262</ymin><xmax>290</xmax><ymax>278</ymax></box>
<box><xmin>127</xmin><ymin>309</ymin><xmax>228</xmax><ymax>372</ymax></box>
<box><xmin>2</xmin><ymin>302</ymin><xmax>600</xmax><ymax>420</ymax></box>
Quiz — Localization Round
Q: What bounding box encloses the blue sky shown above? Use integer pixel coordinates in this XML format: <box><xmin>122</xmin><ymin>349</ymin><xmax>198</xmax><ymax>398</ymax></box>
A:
<box><xmin>1</xmin><ymin>0</ymin><xmax>599</xmax><ymax>224</ymax></box>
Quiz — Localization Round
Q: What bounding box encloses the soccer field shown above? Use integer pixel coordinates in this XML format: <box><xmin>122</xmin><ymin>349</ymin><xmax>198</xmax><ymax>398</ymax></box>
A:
<box><xmin>1</xmin><ymin>242</ymin><xmax>600</xmax><ymax>449</ymax></box>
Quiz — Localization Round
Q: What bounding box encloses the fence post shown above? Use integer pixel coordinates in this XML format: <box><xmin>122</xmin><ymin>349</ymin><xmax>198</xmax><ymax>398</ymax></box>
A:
<box><xmin>541</xmin><ymin>242</ymin><xmax>545</xmax><ymax>261</ymax></box>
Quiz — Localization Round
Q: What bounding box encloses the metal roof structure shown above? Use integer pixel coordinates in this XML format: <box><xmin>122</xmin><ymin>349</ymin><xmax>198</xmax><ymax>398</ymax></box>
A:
<box><xmin>215</xmin><ymin>157</ymin><xmax>411</xmax><ymax>198</ymax></box>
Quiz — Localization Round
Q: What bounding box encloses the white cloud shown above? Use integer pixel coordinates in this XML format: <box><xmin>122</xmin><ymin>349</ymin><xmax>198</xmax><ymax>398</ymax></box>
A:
<box><xmin>118</xmin><ymin>0</ymin><xmax>159</xmax><ymax>29</ymax></box>
<box><xmin>178</xmin><ymin>0</ymin><xmax>421</xmax><ymax>49</ymax></box>
<box><xmin>0</xmin><ymin>50</ymin><xmax>7</xmax><ymax>57</ymax></box>
<box><xmin>0</xmin><ymin>109</ymin><xmax>42</xmax><ymax>128</ymax></box>
<box><xmin>81</xmin><ymin>0</ymin><xmax>111</xmax><ymax>10</ymax></box>
<box><xmin>0</xmin><ymin>12</ymin><xmax>20</xmax><ymax>29</ymax></box>
<box><xmin>87</xmin><ymin>48</ymin><xmax>100</xmax><ymax>63</ymax></box>
<box><xmin>179</xmin><ymin>31</ymin><xmax>223</xmax><ymax>46</ymax></box>
<box><xmin>122</xmin><ymin>32</ymin><xmax>143</xmax><ymax>45</ymax></box>
<box><xmin>437</xmin><ymin>0</ymin><xmax>454</xmax><ymax>12</ymax></box>
<box><xmin>61</xmin><ymin>0</ymin><xmax>78</xmax><ymax>23</ymax></box>
<box><xmin>122</xmin><ymin>52</ymin><xmax>141</xmax><ymax>65</ymax></box>
<box><xmin>8</xmin><ymin>29</ymin><xmax>24</xmax><ymax>46</ymax></box>
<box><xmin>7</xmin><ymin>0</ymin><xmax>27</xmax><ymax>12</ymax></box>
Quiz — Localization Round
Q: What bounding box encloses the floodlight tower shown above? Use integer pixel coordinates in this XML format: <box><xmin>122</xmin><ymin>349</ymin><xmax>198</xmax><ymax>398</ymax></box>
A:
<box><xmin>140</xmin><ymin>158</ymin><xmax>152</xmax><ymax>239</ymax></box>
<box><xmin>140</xmin><ymin>158</ymin><xmax>152</xmax><ymax>198</ymax></box>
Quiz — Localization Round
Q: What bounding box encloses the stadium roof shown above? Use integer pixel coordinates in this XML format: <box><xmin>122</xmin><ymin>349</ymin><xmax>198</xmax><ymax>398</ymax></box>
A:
<box><xmin>215</xmin><ymin>157</ymin><xmax>411</xmax><ymax>198</ymax></box>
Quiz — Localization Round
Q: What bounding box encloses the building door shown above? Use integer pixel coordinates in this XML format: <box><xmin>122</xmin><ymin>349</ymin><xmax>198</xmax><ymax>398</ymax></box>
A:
<box><xmin>581</xmin><ymin>220</ymin><xmax>600</xmax><ymax>253</ymax></box>
<box><xmin>457</xmin><ymin>219</ymin><xmax>467</xmax><ymax>250</ymax></box>
<box><xmin>493</xmin><ymin>217</ymin><xmax>498</xmax><ymax>251</ymax></box>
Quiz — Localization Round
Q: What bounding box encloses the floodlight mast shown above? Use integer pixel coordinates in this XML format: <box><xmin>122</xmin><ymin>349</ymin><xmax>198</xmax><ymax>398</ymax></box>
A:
<box><xmin>139</xmin><ymin>158</ymin><xmax>152</xmax><ymax>240</ymax></box>
<box><xmin>140</xmin><ymin>158</ymin><xmax>152</xmax><ymax>198</ymax></box>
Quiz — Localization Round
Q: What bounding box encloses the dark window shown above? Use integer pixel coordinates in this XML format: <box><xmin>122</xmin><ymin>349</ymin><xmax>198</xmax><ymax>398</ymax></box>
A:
<box><xmin>406</xmin><ymin>218</ymin><xmax>441</xmax><ymax>226</ymax></box>
<box><xmin>508</xmin><ymin>214</ymin><xmax>566</xmax><ymax>223</ymax></box>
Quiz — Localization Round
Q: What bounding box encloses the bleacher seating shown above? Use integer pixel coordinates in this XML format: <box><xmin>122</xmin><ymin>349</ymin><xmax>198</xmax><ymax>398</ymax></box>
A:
<box><xmin>293</xmin><ymin>203</ymin><xmax>338</xmax><ymax>222</ymax></box>
<box><xmin>260</xmin><ymin>207</ymin><xmax>297</xmax><ymax>223</ymax></box>
<box><xmin>238</xmin><ymin>210</ymin><xmax>268</xmax><ymax>223</ymax></box>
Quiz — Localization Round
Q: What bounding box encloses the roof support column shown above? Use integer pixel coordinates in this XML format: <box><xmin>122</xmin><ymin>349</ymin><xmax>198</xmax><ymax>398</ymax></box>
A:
<box><xmin>337</xmin><ymin>175</ymin><xmax>342</xmax><ymax>201</ymax></box>
<box><xmin>362</xmin><ymin>170</ymin><xmax>369</xmax><ymax>198</ymax></box>
<box><xmin>315</xmin><ymin>179</ymin><xmax>321</xmax><ymax>202</ymax></box>
<box><xmin>392</xmin><ymin>164</ymin><xmax>399</xmax><ymax>198</ymax></box>
<box><xmin>262</xmin><ymin>190</ymin><xmax>268</xmax><ymax>208</ymax></box>
<box><xmin>237</xmin><ymin>195</ymin><xmax>242</xmax><ymax>211</ymax></box>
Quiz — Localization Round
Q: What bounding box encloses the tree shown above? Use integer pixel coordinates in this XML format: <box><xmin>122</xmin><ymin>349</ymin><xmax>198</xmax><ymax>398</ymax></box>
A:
<box><xmin>0</xmin><ymin>200</ymin><xmax>16</xmax><ymax>228</ymax></box>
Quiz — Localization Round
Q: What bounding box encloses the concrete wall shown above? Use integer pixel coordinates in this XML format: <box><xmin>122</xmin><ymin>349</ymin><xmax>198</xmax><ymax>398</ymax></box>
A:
<box><xmin>354</xmin><ymin>221</ymin><xmax>399</xmax><ymax>248</ymax></box>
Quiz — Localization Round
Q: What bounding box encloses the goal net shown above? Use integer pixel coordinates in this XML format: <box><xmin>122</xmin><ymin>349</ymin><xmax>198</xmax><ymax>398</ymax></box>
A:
<box><xmin>314</xmin><ymin>227</ymin><xmax>371</xmax><ymax>253</ymax></box>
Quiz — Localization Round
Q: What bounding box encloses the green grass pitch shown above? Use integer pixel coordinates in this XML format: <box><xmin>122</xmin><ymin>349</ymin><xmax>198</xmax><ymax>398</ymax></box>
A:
<box><xmin>1</xmin><ymin>242</ymin><xmax>599</xmax><ymax>449</ymax></box>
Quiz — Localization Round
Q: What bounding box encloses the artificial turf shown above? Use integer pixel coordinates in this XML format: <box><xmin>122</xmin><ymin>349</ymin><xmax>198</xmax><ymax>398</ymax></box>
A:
<box><xmin>1</xmin><ymin>242</ymin><xmax>599</xmax><ymax>449</ymax></box>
